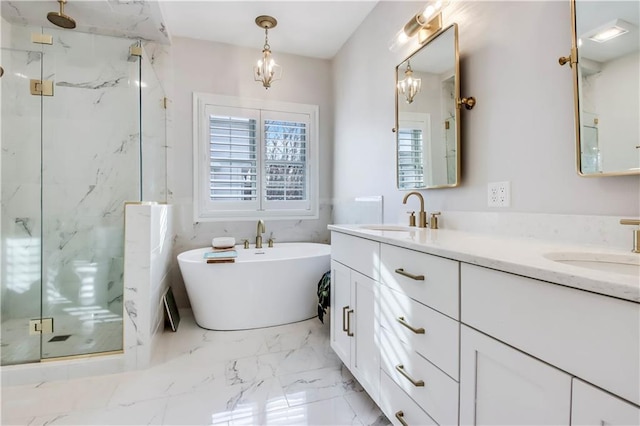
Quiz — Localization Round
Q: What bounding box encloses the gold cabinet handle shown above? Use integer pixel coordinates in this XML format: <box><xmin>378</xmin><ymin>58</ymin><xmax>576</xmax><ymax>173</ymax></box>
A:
<box><xmin>397</xmin><ymin>316</ymin><xmax>425</xmax><ymax>334</ymax></box>
<box><xmin>395</xmin><ymin>411</ymin><xmax>409</xmax><ymax>426</ymax></box>
<box><xmin>395</xmin><ymin>268</ymin><xmax>425</xmax><ymax>281</ymax></box>
<box><xmin>396</xmin><ymin>364</ymin><xmax>424</xmax><ymax>387</ymax></box>
<box><xmin>346</xmin><ymin>309</ymin><xmax>354</xmax><ymax>336</ymax></box>
<box><xmin>342</xmin><ymin>306</ymin><xmax>349</xmax><ymax>332</ymax></box>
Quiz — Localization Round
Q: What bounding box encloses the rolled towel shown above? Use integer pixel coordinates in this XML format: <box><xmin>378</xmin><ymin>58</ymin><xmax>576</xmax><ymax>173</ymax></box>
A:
<box><xmin>212</xmin><ymin>237</ymin><xmax>236</xmax><ymax>249</ymax></box>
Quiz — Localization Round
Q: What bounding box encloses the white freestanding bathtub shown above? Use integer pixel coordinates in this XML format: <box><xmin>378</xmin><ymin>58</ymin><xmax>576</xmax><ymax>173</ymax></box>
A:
<box><xmin>177</xmin><ymin>243</ymin><xmax>331</xmax><ymax>330</ymax></box>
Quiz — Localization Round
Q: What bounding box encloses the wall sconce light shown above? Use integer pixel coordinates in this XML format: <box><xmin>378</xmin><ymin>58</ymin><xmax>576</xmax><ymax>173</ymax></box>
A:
<box><xmin>389</xmin><ymin>0</ymin><xmax>450</xmax><ymax>52</ymax></box>
<box><xmin>253</xmin><ymin>15</ymin><xmax>282</xmax><ymax>89</ymax></box>
<box><xmin>397</xmin><ymin>60</ymin><xmax>421</xmax><ymax>104</ymax></box>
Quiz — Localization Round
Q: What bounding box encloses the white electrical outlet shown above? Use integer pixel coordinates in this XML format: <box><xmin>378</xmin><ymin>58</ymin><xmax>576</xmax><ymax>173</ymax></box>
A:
<box><xmin>488</xmin><ymin>181</ymin><xmax>511</xmax><ymax>207</ymax></box>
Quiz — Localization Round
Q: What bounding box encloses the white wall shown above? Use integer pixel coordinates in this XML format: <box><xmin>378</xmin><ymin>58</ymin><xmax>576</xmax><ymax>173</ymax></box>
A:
<box><xmin>168</xmin><ymin>37</ymin><xmax>334</xmax><ymax>307</ymax></box>
<box><xmin>333</xmin><ymin>1</ymin><xmax>640</xmax><ymax>225</ymax></box>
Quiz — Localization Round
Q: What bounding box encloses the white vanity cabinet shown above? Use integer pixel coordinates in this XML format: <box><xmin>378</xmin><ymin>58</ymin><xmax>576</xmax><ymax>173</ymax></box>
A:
<box><xmin>378</xmin><ymin>245</ymin><xmax>460</xmax><ymax>425</ymax></box>
<box><xmin>571</xmin><ymin>379</ymin><xmax>640</xmax><ymax>425</ymax></box>
<box><xmin>460</xmin><ymin>324</ymin><xmax>572</xmax><ymax>424</ymax></box>
<box><xmin>329</xmin><ymin>226</ymin><xmax>640</xmax><ymax>425</ymax></box>
<box><xmin>330</xmin><ymin>233</ymin><xmax>380</xmax><ymax>401</ymax></box>
<box><xmin>461</xmin><ymin>263</ymin><xmax>640</xmax><ymax>424</ymax></box>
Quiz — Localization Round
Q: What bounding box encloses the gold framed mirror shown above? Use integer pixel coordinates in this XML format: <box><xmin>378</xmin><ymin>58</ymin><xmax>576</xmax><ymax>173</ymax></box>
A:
<box><xmin>395</xmin><ymin>23</ymin><xmax>474</xmax><ymax>190</ymax></box>
<box><xmin>565</xmin><ymin>0</ymin><xmax>639</xmax><ymax>176</ymax></box>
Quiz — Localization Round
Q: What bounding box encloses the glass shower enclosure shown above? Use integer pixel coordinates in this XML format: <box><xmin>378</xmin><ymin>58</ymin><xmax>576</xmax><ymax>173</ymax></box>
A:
<box><xmin>1</xmin><ymin>24</ymin><xmax>167</xmax><ymax>365</ymax></box>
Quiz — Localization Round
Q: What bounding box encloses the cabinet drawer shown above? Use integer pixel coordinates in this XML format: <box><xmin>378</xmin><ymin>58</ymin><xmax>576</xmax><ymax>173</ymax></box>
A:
<box><xmin>331</xmin><ymin>232</ymin><xmax>379</xmax><ymax>280</ymax></box>
<box><xmin>572</xmin><ymin>379</ymin><xmax>640</xmax><ymax>425</ymax></box>
<box><xmin>461</xmin><ymin>263</ymin><xmax>640</xmax><ymax>406</ymax></box>
<box><xmin>380</xmin><ymin>370</ymin><xmax>437</xmax><ymax>426</ymax></box>
<box><xmin>380</xmin><ymin>244</ymin><xmax>459</xmax><ymax>319</ymax></box>
<box><xmin>379</xmin><ymin>285</ymin><xmax>459</xmax><ymax>379</ymax></box>
<box><xmin>380</xmin><ymin>328</ymin><xmax>459</xmax><ymax>426</ymax></box>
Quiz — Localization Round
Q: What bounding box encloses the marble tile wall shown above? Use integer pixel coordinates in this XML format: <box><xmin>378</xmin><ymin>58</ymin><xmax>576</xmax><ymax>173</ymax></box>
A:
<box><xmin>1</xmin><ymin>22</ymin><xmax>170</xmax><ymax>368</ymax></box>
<box><xmin>39</xmin><ymin>29</ymin><xmax>139</xmax><ymax>359</ymax></box>
<box><xmin>124</xmin><ymin>204</ymin><xmax>175</xmax><ymax>370</ymax></box>
<box><xmin>332</xmin><ymin>196</ymin><xmax>383</xmax><ymax>225</ymax></box>
<box><xmin>1</xmin><ymin>24</ymin><xmax>141</xmax><ymax>361</ymax></box>
<box><xmin>1</xmin><ymin>1</ymin><xmax>169</xmax><ymax>45</ymax></box>
<box><xmin>1</xmin><ymin>29</ymin><xmax>45</xmax><ymax>364</ymax></box>
<box><xmin>421</xmin><ymin>211</ymin><xmax>633</xmax><ymax>251</ymax></box>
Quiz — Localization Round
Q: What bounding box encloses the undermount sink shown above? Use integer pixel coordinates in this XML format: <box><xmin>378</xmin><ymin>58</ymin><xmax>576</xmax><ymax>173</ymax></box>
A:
<box><xmin>359</xmin><ymin>225</ymin><xmax>414</xmax><ymax>232</ymax></box>
<box><xmin>543</xmin><ymin>251</ymin><xmax>640</xmax><ymax>276</ymax></box>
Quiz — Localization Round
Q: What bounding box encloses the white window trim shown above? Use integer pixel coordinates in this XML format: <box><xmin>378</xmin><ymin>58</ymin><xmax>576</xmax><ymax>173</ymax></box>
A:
<box><xmin>193</xmin><ymin>93</ymin><xmax>319</xmax><ymax>222</ymax></box>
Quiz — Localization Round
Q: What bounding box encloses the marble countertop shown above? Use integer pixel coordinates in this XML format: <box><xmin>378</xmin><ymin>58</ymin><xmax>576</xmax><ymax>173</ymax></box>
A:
<box><xmin>328</xmin><ymin>224</ymin><xmax>640</xmax><ymax>303</ymax></box>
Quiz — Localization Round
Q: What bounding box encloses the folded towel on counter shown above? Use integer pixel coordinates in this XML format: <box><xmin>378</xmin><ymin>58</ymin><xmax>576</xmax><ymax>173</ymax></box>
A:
<box><xmin>204</xmin><ymin>250</ymin><xmax>237</xmax><ymax>260</ymax></box>
<box><xmin>212</xmin><ymin>237</ymin><xmax>236</xmax><ymax>249</ymax></box>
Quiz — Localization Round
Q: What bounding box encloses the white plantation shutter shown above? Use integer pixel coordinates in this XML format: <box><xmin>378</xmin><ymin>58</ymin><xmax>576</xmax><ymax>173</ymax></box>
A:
<box><xmin>195</xmin><ymin>95</ymin><xmax>317</xmax><ymax>220</ymax></box>
<box><xmin>209</xmin><ymin>116</ymin><xmax>258</xmax><ymax>201</ymax></box>
<box><xmin>262</xmin><ymin>111</ymin><xmax>310</xmax><ymax>211</ymax></box>
<box><xmin>397</xmin><ymin>113</ymin><xmax>429</xmax><ymax>190</ymax></box>
<box><xmin>398</xmin><ymin>128</ymin><xmax>425</xmax><ymax>189</ymax></box>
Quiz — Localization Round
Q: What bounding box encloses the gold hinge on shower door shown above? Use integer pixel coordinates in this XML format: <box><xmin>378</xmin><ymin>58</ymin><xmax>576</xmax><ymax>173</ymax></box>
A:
<box><xmin>163</xmin><ymin>97</ymin><xmax>168</xmax><ymax>109</ymax></box>
<box><xmin>29</xmin><ymin>318</ymin><xmax>54</xmax><ymax>335</ymax></box>
<box><xmin>31</xmin><ymin>33</ymin><xmax>53</xmax><ymax>45</ymax></box>
<box><xmin>129</xmin><ymin>45</ymin><xmax>142</xmax><ymax>58</ymax></box>
<box><xmin>30</xmin><ymin>79</ymin><xmax>54</xmax><ymax>96</ymax></box>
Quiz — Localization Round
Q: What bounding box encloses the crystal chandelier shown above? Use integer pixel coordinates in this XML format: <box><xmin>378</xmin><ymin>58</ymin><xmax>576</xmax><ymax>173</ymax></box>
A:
<box><xmin>397</xmin><ymin>60</ymin><xmax>421</xmax><ymax>104</ymax></box>
<box><xmin>253</xmin><ymin>15</ymin><xmax>282</xmax><ymax>89</ymax></box>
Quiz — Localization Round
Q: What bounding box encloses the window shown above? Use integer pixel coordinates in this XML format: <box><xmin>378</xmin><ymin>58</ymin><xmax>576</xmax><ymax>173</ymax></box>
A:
<box><xmin>398</xmin><ymin>128</ymin><xmax>425</xmax><ymax>188</ymax></box>
<box><xmin>397</xmin><ymin>112</ymin><xmax>430</xmax><ymax>189</ymax></box>
<box><xmin>194</xmin><ymin>94</ymin><xmax>318</xmax><ymax>221</ymax></box>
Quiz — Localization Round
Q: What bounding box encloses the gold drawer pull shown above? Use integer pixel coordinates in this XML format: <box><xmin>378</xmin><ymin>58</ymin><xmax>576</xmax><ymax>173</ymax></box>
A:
<box><xmin>395</xmin><ymin>364</ymin><xmax>424</xmax><ymax>387</ymax></box>
<box><xmin>395</xmin><ymin>410</ymin><xmax>409</xmax><ymax>426</ymax></box>
<box><xmin>395</xmin><ymin>268</ymin><xmax>425</xmax><ymax>281</ymax></box>
<box><xmin>342</xmin><ymin>306</ymin><xmax>349</xmax><ymax>332</ymax></box>
<box><xmin>346</xmin><ymin>309</ymin><xmax>354</xmax><ymax>336</ymax></box>
<box><xmin>397</xmin><ymin>316</ymin><xmax>425</xmax><ymax>334</ymax></box>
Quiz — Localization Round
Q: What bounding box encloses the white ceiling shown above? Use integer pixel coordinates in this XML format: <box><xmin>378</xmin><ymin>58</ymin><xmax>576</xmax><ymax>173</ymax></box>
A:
<box><xmin>576</xmin><ymin>1</ymin><xmax>639</xmax><ymax>63</ymax></box>
<box><xmin>160</xmin><ymin>1</ymin><xmax>378</xmax><ymax>59</ymax></box>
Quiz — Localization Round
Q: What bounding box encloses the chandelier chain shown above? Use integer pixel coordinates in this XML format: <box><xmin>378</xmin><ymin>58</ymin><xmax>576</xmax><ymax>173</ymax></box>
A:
<box><xmin>263</xmin><ymin>28</ymin><xmax>270</xmax><ymax>51</ymax></box>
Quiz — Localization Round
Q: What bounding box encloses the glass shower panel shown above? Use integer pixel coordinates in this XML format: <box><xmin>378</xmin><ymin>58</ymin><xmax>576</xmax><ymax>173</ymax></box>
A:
<box><xmin>140</xmin><ymin>45</ymin><xmax>167</xmax><ymax>202</ymax></box>
<box><xmin>0</xmin><ymin>45</ymin><xmax>43</xmax><ymax>365</ymax></box>
<box><xmin>39</xmin><ymin>30</ymin><xmax>139</xmax><ymax>358</ymax></box>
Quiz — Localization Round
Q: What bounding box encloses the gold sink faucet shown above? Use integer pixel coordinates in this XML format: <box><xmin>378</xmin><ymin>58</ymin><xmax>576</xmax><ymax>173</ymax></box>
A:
<box><xmin>256</xmin><ymin>219</ymin><xmax>265</xmax><ymax>249</ymax></box>
<box><xmin>620</xmin><ymin>219</ymin><xmax>640</xmax><ymax>253</ymax></box>
<box><xmin>402</xmin><ymin>192</ymin><xmax>427</xmax><ymax>228</ymax></box>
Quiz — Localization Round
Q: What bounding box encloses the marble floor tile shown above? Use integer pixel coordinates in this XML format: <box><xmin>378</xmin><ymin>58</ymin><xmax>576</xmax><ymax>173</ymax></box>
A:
<box><xmin>163</xmin><ymin>377</ymin><xmax>288</xmax><ymax>425</ymax></box>
<box><xmin>228</xmin><ymin>396</ymin><xmax>362</xmax><ymax>426</ymax></box>
<box><xmin>1</xmin><ymin>312</ymin><xmax>389</xmax><ymax>426</ymax></box>
<box><xmin>279</xmin><ymin>365</ymin><xmax>364</xmax><ymax>407</ymax></box>
<box><xmin>344</xmin><ymin>391</ymin><xmax>391</xmax><ymax>426</ymax></box>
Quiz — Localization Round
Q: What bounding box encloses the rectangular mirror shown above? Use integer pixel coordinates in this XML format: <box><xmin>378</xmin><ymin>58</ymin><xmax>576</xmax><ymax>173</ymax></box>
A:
<box><xmin>396</xmin><ymin>24</ymin><xmax>459</xmax><ymax>189</ymax></box>
<box><xmin>572</xmin><ymin>0</ymin><xmax>639</xmax><ymax>176</ymax></box>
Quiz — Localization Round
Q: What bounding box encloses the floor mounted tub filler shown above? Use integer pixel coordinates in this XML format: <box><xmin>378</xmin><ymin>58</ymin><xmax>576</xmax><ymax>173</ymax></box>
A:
<box><xmin>177</xmin><ymin>243</ymin><xmax>331</xmax><ymax>330</ymax></box>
